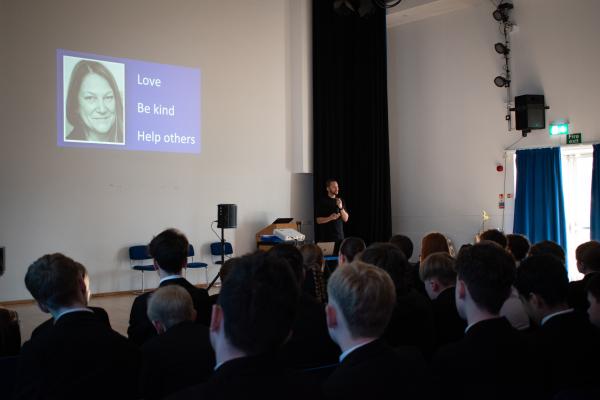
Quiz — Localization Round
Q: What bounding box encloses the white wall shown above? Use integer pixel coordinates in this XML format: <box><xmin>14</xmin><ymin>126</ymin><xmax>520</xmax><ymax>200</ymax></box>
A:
<box><xmin>0</xmin><ymin>0</ymin><xmax>313</xmax><ymax>301</ymax></box>
<box><xmin>387</xmin><ymin>0</ymin><xmax>600</xmax><ymax>261</ymax></box>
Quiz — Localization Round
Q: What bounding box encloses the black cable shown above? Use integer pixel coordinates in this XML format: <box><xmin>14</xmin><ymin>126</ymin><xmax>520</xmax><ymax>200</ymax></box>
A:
<box><xmin>210</xmin><ymin>221</ymin><xmax>222</xmax><ymax>241</ymax></box>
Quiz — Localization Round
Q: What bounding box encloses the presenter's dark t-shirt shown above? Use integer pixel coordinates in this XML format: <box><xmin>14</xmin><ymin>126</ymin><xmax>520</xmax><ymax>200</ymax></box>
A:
<box><xmin>316</xmin><ymin>197</ymin><xmax>344</xmax><ymax>242</ymax></box>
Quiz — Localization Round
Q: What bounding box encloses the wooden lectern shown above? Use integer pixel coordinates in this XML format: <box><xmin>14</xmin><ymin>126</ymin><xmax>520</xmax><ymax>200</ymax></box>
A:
<box><xmin>255</xmin><ymin>219</ymin><xmax>299</xmax><ymax>251</ymax></box>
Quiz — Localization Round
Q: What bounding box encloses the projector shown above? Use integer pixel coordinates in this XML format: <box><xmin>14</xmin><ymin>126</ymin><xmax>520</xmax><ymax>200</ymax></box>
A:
<box><xmin>273</xmin><ymin>228</ymin><xmax>305</xmax><ymax>242</ymax></box>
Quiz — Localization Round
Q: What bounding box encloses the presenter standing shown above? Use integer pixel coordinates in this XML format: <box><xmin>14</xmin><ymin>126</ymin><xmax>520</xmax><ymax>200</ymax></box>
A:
<box><xmin>316</xmin><ymin>179</ymin><xmax>349</xmax><ymax>254</ymax></box>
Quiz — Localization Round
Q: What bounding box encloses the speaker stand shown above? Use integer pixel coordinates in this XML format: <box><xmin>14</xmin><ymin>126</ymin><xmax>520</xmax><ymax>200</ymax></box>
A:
<box><xmin>207</xmin><ymin>227</ymin><xmax>225</xmax><ymax>291</ymax></box>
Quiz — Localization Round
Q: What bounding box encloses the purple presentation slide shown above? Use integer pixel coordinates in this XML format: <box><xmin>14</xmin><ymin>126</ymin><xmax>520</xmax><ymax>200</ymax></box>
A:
<box><xmin>57</xmin><ymin>49</ymin><xmax>201</xmax><ymax>154</ymax></box>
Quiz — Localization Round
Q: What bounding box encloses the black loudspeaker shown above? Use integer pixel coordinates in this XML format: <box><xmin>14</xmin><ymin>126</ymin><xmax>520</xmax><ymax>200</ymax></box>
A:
<box><xmin>515</xmin><ymin>95</ymin><xmax>546</xmax><ymax>131</ymax></box>
<box><xmin>217</xmin><ymin>204</ymin><xmax>237</xmax><ymax>228</ymax></box>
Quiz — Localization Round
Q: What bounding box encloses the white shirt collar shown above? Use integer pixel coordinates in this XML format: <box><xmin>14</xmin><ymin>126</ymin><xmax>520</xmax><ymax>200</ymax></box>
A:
<box><xmin>541</xmin><ymin>308</ymin><xmax>574</xmax><ymax>326</ymax></box>
<box><xmin>54</xmin><ymin>307</ymin><xmax>93</xmax><ymax>323</ymax></box>
<box><xmin>339</xmin><ymin>339</ymin><xmax>375</xmax><ymax>362</ymax></box>
<box><xmin>159</xmin><ymin>274</ymin><xmax>183</xmax><ymax>284</ymax></box>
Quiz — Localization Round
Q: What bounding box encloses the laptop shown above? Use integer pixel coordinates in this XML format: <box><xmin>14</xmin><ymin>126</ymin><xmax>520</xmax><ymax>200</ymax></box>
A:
<box><xmin>317</xmin><ymin>242</ymin><xmax>335</xmax><ymax>256</ymax></box>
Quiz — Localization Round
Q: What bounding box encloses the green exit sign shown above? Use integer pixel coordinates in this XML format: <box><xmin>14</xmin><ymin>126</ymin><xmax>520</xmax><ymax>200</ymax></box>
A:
<box><xmin>567</xmin><ymin>133</ymin><xmax>582</xmax><ymax>144</ymax></box>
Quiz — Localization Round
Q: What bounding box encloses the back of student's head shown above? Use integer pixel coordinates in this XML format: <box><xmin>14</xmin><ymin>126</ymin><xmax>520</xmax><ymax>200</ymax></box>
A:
<box><xmin>300</xmin><ymin>244</ymin><xmax>324</xmax><ymax>269</ymax></box>
<box><xmin>147</xmin><ymin>285</ymin><xmax>195</xmax><ymax>330</ymax></box>
<box><xmin>421</xmin><ymin>232</ymin><xmax>450</xmax><ymax>261</ymax></box>
<box><xmin>218</xmin><ymin>251</ymin><xmax>299</xmax><ymax>355</ymax></box>
<box><xmin>219</xmin><ymin>257</ymin><xmax>239</xmax><ymax>285</ymax></box>
<box><xmin>148</xmin><ymin>228</ymin><xmax>189</xmax><ymax>274</ymax></box>
<box><xmin>576</xmin><ymin>240</ymin><xmax>600</xmax><ymax>273</ymax></box>
<box><xmin>455</xmin><ymin>242</ymin><xmax>515</xmax><ymax>314</ymax></box>
<box><xmin>507</xmin><ymin>234</ymin><xmax>530</xmax><ymax>262</ymax></box>
<box><xmin>25</xmin><ymin>253</ymin><xmax>87</xmax><ymax>310</ymax></box>
<box><xmin>420</xmin><ymin>252</ymin><xmax>456</xmax><ymax>286</ymax></box>
<box><xmin>479</xmin><ymin>229</ymin><xmax>507</xmax><ymax>249</ymax></box>
<box><xmin>328</xmin><ymin>260</ymin><xmax>396</xmax><ymax>339</ymax></box>
<box><xmin>514</xmin><ymin>254</ymin><xmax>568</xmax><ymax>307</ymax></box>
<box><xmin>339</xmin><ymin>237</ymin><xmax>366</xmax><ymax>263</ymax></box>
<box><xmin>360</xmin><ymin>242</ymin><xmax>409</xmax><ymax>295</ymax></box>
<box><xmin>268</xmin><ymin>243</ymin><xmax>304</xmax><ymax>284</ymax></box>
<box><xmin>389</xmin><ymin>234</ymin><xmax>413</xmax><ymax>260</ymax></box>
<box><xmin>529</xmin><ymin>240</ymin><xmax>566</xmax><ymax>266</ymax></box>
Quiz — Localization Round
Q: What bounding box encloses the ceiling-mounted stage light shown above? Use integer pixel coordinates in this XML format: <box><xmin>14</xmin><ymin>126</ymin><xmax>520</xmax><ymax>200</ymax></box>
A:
<box><xmin>373</xmin><ymin>0</ymin><xmax>403</xmax><ymax>8</ymax></box>
<box><xmin>494</xmin><ymin>42</ymin><xmax>510</xmax><ymax>55</ymax></box>
<box><xmin>334</xmin><ymin>0</ymin><xmax>402</xmax><ymax>17</ymax></box>
<box><xmin>493</xmin><ymin>2</ymin><xmax>514</xmax><ymax>22</ymax></box>
<box><xmin>494</xmin><ymin>76</ymin><xmax>510</xmax><ymax>87</ymax></box>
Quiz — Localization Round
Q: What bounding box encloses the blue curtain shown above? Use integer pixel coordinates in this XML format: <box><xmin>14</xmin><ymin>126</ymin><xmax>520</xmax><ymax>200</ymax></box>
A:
<box><xmin>591</xmin><ymin>144</ymin><xmax>600</xmax><ymax>240</ymax></box>
<box><xmin>513</xmin><ymin>147</ymin><xmax>567</xmax><ymax>252</ymax></box>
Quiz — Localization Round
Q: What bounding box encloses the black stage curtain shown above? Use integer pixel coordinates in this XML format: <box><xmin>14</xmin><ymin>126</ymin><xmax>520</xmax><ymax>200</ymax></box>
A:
<box><xmin>312</xmin><ymin>0</ymin><xmax>391</xmax><ymax>245</ymax></box>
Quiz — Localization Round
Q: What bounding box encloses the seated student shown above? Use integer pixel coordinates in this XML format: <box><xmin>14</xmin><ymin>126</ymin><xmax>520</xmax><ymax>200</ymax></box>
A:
<box><xmin>360</xmin><ymin>243</ymin><xmax>435</xmax><ymax>358</ymax></box>
<box><xmin>515</xmin><ymin>254</ymin><xmax>600</xmax><ymax>398</ymax></box>
<box><xmin>14</xmin><ymin>253</ymin><xmax>140</xmax><ymax>400</ymax></box>
<box><xmin>268</xmin><ymin>244</ymin><xmax>339</xmax><ymax>369</ymax></box>
<box><xmin>420</xmin><ymin>232</ymin><xmax>451</xmax><ymax>262</ymax></box>
<box><xmin>338</xmin><ymin>237</ymin><xmax>365</xmax><ymax>266</ymax></box>
<box><xmin>477</xmin><ymin>232</ymin><xmax>530</xmax><ymax>331</ymax></box>
<box><xmin>569</xmin><ymin>241</ymin><xmax>600</xmax><ymax>313</ymax></box>
<box><xmin>168</xmin><ymin>251</ymin><xmax>302</xmax><ymax>400</ymax></box>
<box><xmin>507</xmin><ymin>233</ymin><xmax>530</xmax><ymax>266</ymax></box>
<box><xmin>29</xmin><ymin>264</ymin><xmax>111</xmax><ymax>339</ymax></box>
<box><xmin>390</xmin><ymin>234</ymin><xmax>425</xmax><ymax>295</ymax></box>
<box><xmin>128</xmin><ymin>228</ymin><xmax>211</xmax><ymax>346</ymax></box>
<box><xmin>587</xmin><ymin>273</ymin><xmax>600</xmax><ymax>328</ymax></box>
<box><xmin>140</xmin><ymin>285</ymin><xmax>215</xmax><ymax>400</ymax></box>
<box><xmin>389</xmin><ymin>234</ymin><xmax>414</xmax><ymax>260</ymax></box>
<box><xmin>431</xmin><ymin>242</ymin><xmax>537</xmax><ymax>400</ymax></box>
<box><xmin>300</xmin><ymin>244</ymin><xmax>327</xmax><ymax>303</ymax></box>
<box><xmin>322</xmin><ymin>261</ymin><xmax>425</xmax><ymax>400</ymax></box>
<box><xmin>479</xmin><ymin>229</ymin><xmax>508</xmax><ymax>247</ymax></box>
<box><xmin>420</xmin><ymin>252</ymin><xmax>466</xmax><ymax>347</ymax></box>
<box><xmin>529</xmin><ymin>240</ymin><xmax>566</xmax><ymax>265</ymax></box>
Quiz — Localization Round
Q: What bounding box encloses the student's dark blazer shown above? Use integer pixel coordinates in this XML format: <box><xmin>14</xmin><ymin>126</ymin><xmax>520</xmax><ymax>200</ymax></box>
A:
<box><xmin>322</xmin><ymin>339</ymin><xmax>425</xmax><ymax>400</ymax></box>
<box><xmin>30</xmin><ymin>306</ymin><xmax>110</xmax><ymax>339</ymax></box>
<box><xmin>431</xmin><ymin>317</ymin><xmax>539</xmax><ymax>400</ymax></box>
<box><xmin>128</xmin><ymin>277</ymin><xmax>211</xmax><ymax>346</ymax></box>
<box><xmin>568</xmin><ymin>272</ymin><xmax>599</xmax><ymax>313</ymax></box>
<box><xmin>530</xmin><ymin>311</ymin><xmax>600</xmax><ymax>398</ymax></box>
<box><xmin>167</xmin><ymin>354</ymin><xmax>306</xmax><ymax>400</ymax></box>
<box><xmin>431</xmin><ymin>287</ymin><xmax>466</xmax><ymax>348</ymax></box>
<box><xmin>279</xmin><ymin>292</ymin><xmax>340</xmax><ymax>369</ymax></box>
<box><xmin>140</xmin><ymin>320</ymin><xmax>215</xmax><ymax>400</ymax></box>
<box><xmin>13</xmin><ymin>311</ymin><xmax>140</xmax><ymax>400</ymax></box>
<box><xmin>383</xmin><ymin>289</ymin><xmax>435</xmax><ymax>358</ymax></box>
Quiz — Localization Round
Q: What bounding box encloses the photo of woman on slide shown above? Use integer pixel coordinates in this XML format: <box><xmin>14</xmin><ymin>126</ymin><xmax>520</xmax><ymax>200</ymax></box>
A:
<box><xmin>65</xmin><ymin>59</ymin><xmax>124</xmax><ymax>144</ymax></box>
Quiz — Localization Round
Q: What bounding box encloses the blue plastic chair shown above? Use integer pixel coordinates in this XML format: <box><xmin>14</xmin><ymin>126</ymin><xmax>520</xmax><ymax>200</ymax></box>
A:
<box><xmin>128</xmin><ymin>245</ymin><xmax>155</xmax><ymax>293</ymax></box>
<box><xmin>210</xmin><ymin>242</ymin><xmax>233</xmax><ymax>265</ymax></box>
<box><xmin>186</xmin><ymin>244</ymin><xmax>208</xmax><ymax>284</ymax></box>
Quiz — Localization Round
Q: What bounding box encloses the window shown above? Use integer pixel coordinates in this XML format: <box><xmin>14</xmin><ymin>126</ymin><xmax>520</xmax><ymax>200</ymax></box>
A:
<box><xmin>561</xmin><ymin>146</ymin><xmax>593</xmax><ymax>281</ymax></box>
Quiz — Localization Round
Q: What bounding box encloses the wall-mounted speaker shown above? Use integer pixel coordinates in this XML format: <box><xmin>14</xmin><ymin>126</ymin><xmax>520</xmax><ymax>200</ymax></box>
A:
<box><xmin>217</xmin><ymin>204</ymin><xmax>237</xmax><ymax>229</ymax></box>
<box><xmin>515</xmin><ymin>94</ymin><xmax>546</xmax><ymax>131</ymax></box>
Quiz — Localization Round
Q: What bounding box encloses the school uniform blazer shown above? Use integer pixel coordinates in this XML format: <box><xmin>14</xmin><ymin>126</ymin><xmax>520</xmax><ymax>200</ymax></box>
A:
<box><xmin>322</xmin><ymin>339</ymin><xmax>425</xmax><ymax>400</ymax></box>
<box><xmin>13</xmin><ymin>311</ymin><xmax>140</xmax><ymax>400</ymax></box>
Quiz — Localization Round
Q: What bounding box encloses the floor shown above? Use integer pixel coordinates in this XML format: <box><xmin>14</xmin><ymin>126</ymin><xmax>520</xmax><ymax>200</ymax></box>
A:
<box><xmin>9</xmin><ymin>286</ymin><xmax>219</xmax><ymax>344</ymax></box>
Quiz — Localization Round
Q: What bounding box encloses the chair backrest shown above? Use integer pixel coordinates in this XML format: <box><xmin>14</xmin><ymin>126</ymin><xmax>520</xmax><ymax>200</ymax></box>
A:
<box><xmin>188</xmin><ymin>244</ymin><xmax>196</xmax><ymax>257</ymax></box>
<box><xmin>210</xmin><ymin>242</ymin><xmax>233</xmax><ymax>256</ymax></box>
<box><xmin>129</xmin><ymin>245</ymin><xmax>151</xmax><ymax>261</ymax></box>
